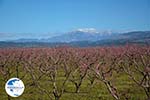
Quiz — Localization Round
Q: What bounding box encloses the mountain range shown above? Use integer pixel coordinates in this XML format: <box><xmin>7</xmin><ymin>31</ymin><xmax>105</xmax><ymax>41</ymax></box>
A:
<box><xmin>0</xmin><ymin>30</ymin><xmax>150</xmax><ymax>47</ymax></box>
<box><xmin>8</xmin><ymin>29</ymin><xmax>118</xmax><ymax>43</ymax></box>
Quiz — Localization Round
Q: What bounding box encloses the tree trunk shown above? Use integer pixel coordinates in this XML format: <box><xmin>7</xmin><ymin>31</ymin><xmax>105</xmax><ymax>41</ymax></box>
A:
<box><xmin>55</xmin><ymin>96</ymin><xmax>60</xmax><ymax>100</ymax></box>
<box><xmin>7</xmin><ymin>95</ymin><xmax>10</xmax><ymax>100</ymax></box>
<box><xmin>144</xmin><ymin>88</ymin><xmax>150</xmax><ymax>100</ymax></box>
<box><xmin>104</xmin><ymin>81</ymin><xmax>120</xmax><ymax>100</ymax></box>
<box><xmin>75</xmin><ymin>85</ymin><xmax>80</xmax><ymax>93</ymax></box>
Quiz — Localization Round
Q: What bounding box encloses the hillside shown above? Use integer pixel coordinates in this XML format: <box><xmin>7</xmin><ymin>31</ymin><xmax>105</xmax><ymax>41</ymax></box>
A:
<box><xmin>0</xmin><ymin>31</ymin><xmax>150</xmax><ymax>48</ymax></box>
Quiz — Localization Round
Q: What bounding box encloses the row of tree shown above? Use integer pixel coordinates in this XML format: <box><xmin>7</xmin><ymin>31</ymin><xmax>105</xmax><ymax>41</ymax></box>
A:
<box><xmin>0</xmin><ymin>45</ymin><xmax>150</xmax><ymax>100</ymax></box>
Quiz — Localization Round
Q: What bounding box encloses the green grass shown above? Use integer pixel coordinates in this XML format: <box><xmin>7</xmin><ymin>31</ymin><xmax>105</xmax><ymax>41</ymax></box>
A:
<box><xmin>0</xmin><ymin>66</ymin><xmax>147</xmax><ymax>100</ymax></box>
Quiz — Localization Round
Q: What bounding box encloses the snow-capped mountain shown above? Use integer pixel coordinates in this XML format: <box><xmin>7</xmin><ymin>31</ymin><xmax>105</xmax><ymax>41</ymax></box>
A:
<box><xmin>43</xmin><ymin>28</ymin><xmax>117</xmax><ymax>42</ymax></box>
<box><xmin>5</xmin><ymin>29</ymin><xmax>150</xmax><ymax>45</ymax></box>
<box><xmin>1</xmin><ymin>30</ymin><xmax>150</xmax><ymax>48</ymax></box>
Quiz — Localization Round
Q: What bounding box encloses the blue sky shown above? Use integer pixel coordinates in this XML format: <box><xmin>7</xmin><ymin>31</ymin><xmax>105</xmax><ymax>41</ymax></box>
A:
<box><xmin>0</xmin><ymin>0</ymin><xmax>149</xmax><ymax>40</ymax></box>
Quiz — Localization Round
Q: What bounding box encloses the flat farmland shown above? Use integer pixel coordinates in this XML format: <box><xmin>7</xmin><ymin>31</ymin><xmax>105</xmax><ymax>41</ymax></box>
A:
<box><xmin>0</xmin><ymin>45</ymin><xmax>149</xmax><ymax>100</ymax></box>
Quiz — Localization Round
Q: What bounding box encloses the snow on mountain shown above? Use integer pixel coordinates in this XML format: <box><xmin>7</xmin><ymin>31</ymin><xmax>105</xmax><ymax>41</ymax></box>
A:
<box><xmin>7</xmin><ymin>28</ymin><xmax>119</xmax><ymax>43</ymax></box>
<box><xmin>75</xmin><ymin>28</ymin><xmax>99</xmax><ymax>33</ymax></box>
<box><xmin>45</xmin><ymin>29</ymin><xmax>117</xmax><ymax>42</ymax></box>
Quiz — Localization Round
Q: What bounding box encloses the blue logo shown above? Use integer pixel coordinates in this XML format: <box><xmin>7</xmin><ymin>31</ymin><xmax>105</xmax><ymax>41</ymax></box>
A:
<box><xmin>5</xmin><ymin>78</ymin><xmax>25</xmax><ymax>97</ymax></box>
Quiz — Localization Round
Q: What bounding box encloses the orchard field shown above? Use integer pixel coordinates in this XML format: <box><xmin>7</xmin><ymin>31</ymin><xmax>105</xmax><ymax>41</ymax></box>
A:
<box><xmin>0</xmin><ymin>45</ymin><xmax>150</xmax><ymax>100</ymax></box>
